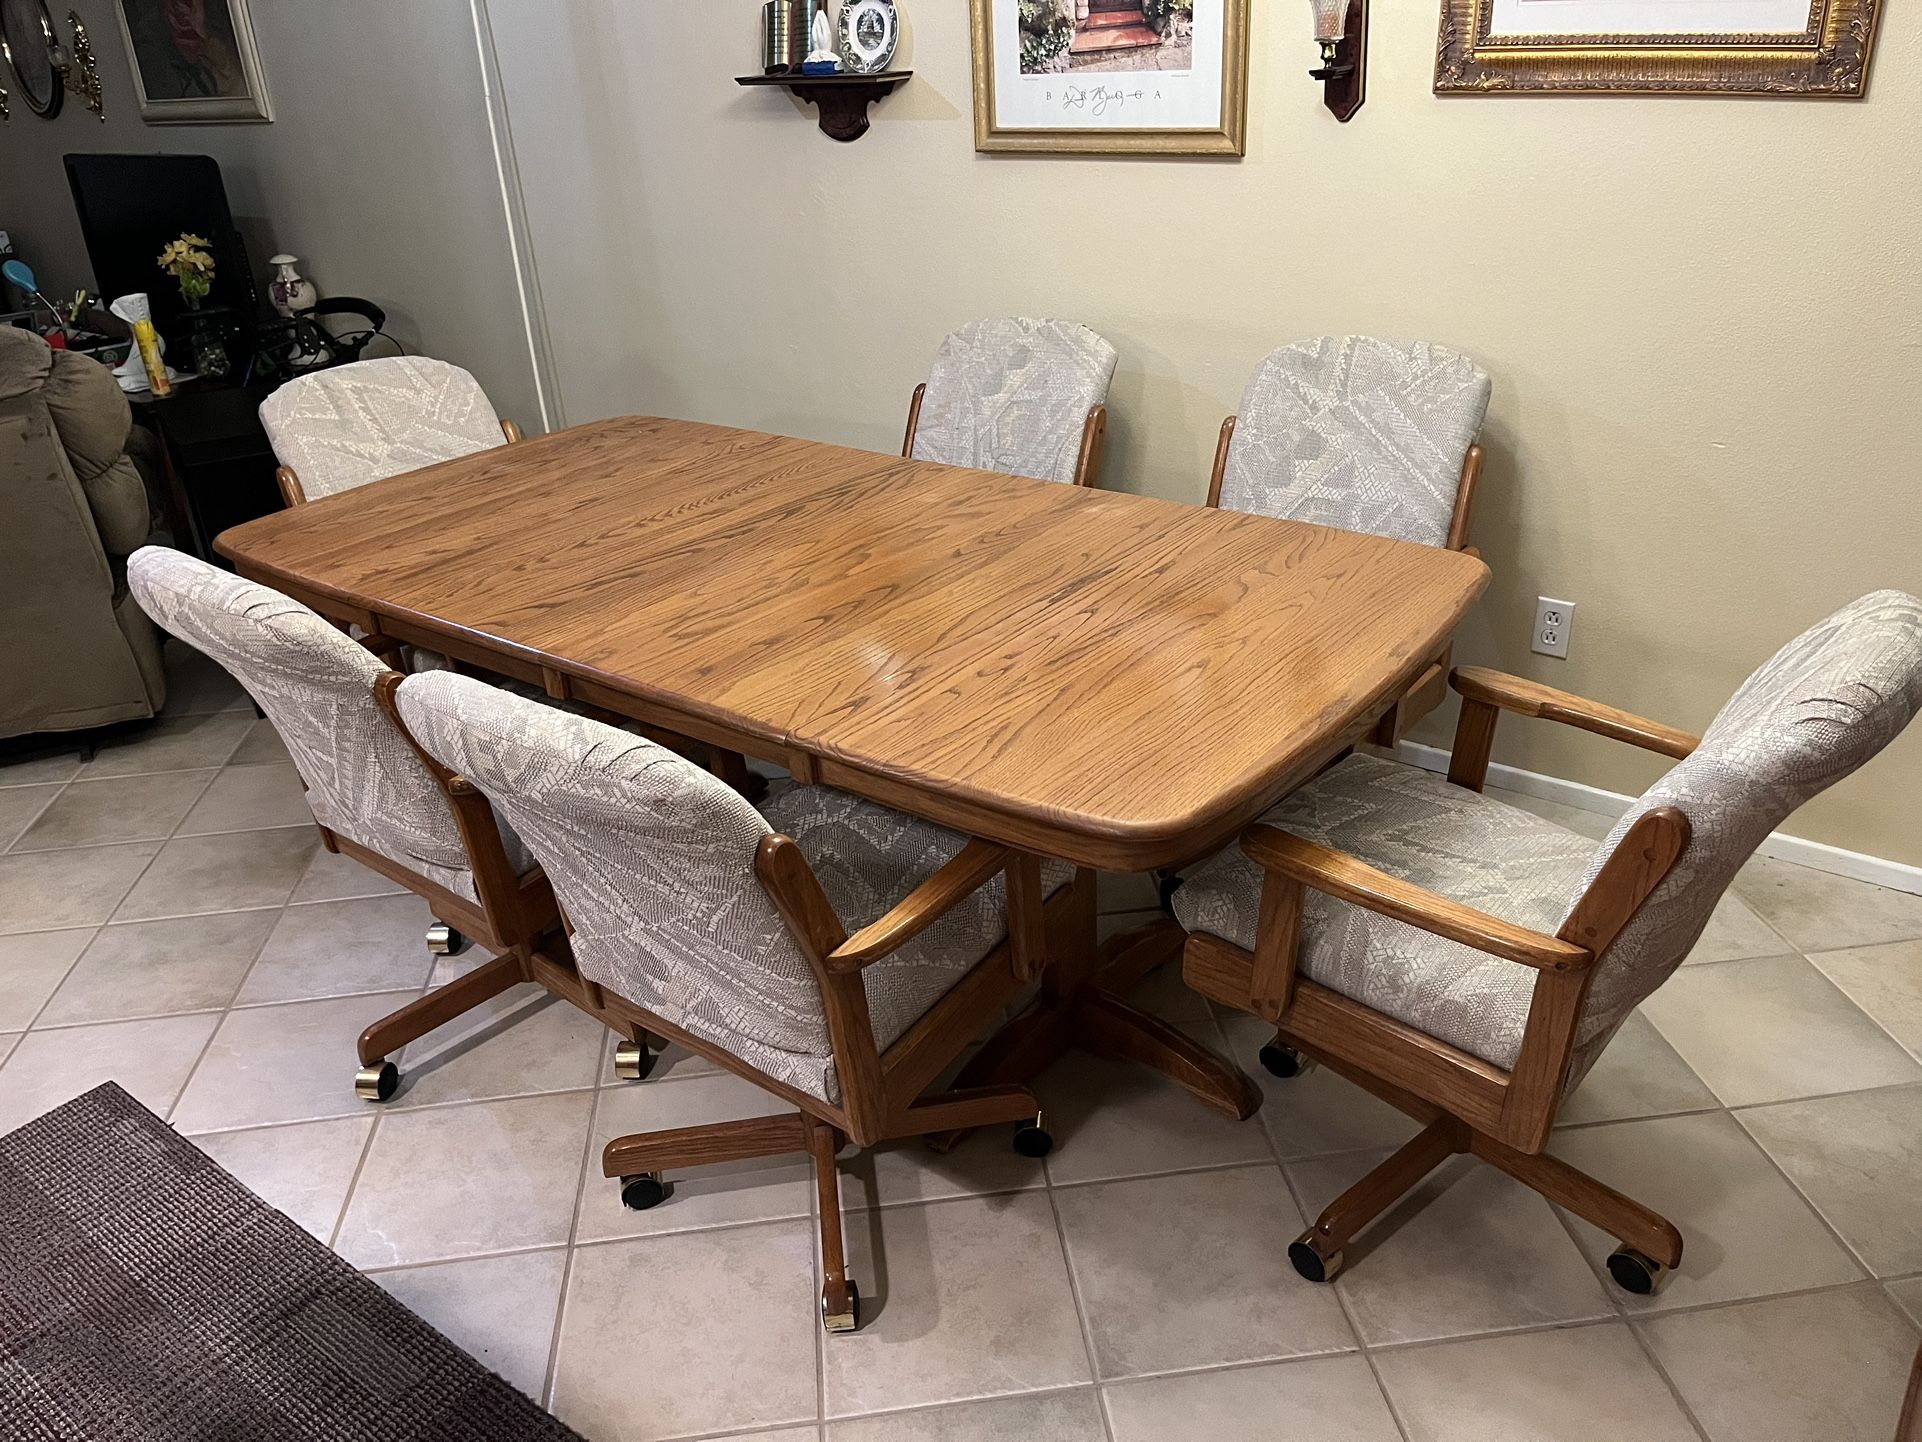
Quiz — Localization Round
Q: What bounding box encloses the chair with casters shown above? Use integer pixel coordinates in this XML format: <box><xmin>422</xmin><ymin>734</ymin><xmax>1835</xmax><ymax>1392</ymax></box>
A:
<box><xmin>259</xmin><ymin>354</ymin><xmax>521</xmax><ymax>509</ymax></box>
<box><xmin>394</xmin><ymin>669</ymin><xmax>1092</xmax><ymax>1333</ymax></box>
<box><xmin>903</xmin><ymin>317</ymin><xmax>1118</xmax><ymax>488</ymax></box>
<box><xmin>123</xmin><ymin>546</ymin><xmax>657</xmax><ymax>1104</ymax></box>
<box><xmin>1171</xmin><ymin>591</ymin><xmax>1922</xmax><ymax>1295</ymax></box>
<box><xmin>1209</xmin><ymin>335</ymin><xmax>1491</xmax><ymax>745</ymax></box>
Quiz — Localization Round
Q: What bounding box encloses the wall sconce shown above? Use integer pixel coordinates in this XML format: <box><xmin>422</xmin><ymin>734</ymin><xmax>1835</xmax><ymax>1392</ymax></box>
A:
<box><xmin>1309</xmin><ymin>0</ymin><xmax>1367</xmax><ymax>122</ymax></box>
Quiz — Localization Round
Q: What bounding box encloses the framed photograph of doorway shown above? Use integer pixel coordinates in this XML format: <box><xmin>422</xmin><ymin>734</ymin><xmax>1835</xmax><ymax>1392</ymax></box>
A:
<box><xmin>969</xmin><ymin>0</ymin><xmax>1250</xmax><ymax>155</ymax></box>
<box><xmin>1435</xmin><ymin>0</ymin><xmax>1882</xmax><ymax>96</ymax></box>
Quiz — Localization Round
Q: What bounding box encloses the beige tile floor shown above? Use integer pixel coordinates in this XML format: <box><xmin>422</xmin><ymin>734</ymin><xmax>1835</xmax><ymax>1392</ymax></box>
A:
<box><xmin>1</xmin><ymin>643</ymin><xmax>1918</xmax><ymax>1441</ymax></box>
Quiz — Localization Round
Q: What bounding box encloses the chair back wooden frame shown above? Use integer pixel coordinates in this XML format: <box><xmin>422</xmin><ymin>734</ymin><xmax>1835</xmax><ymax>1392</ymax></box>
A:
<box><xmin>1208</xmin><ymin>417</ymin><xmax>1484</xmax><ymax>746</ymax></box>
<box><xmin>1185</xmin><ymin>663</ymin><xmax>1702</xmax><ymax>1289</ymax></box>
<box><xmin>902</xmin><ymin>382</ymin><xmax>1109</xmax><ymax>490</ymax></box>
<box><xmin>274</xmin><ymin>417</ymin><xmax>523</xmax><ymax>508</ymax></box>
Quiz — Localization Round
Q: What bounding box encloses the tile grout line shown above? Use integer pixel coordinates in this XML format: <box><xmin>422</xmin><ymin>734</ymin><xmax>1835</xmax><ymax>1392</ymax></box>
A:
<box><xmin>4</xmin><ymin>767</ymin><xmax>221</xmax><ymax>857</ymax></box>
<box><xmin>0</xmin><ymin>775</ymin><xmax>73</xmax><ymax>854</ymax></box>
<box><xmin>1040</xmin><ymin>1179</ymin><xmax>1116</xmax><ymax>1442</ymax></box>
<box><xmin>1793</xmin><ymin>939</ymin><xmax>1922</xmax><ymax>1063</ymax></box>
<box><xmin>1252</xmin><ymin>1063</ymin><xmax>1406</xmax><ymax>1435</ymax></box>
<box><xmin>160</xmin><ymin>898</ymin><xmax>288</xmax><ymax>1128</ymax></box>
<box><xmin>1535</xmin><ymin>1175</ymin><xmax>1712</xmax><ymax>1439</ymax></box>
<box><xmin>535</xmin><ymin>1070</ymin><xmax>603</xmax><ymax>1416</ymax></box>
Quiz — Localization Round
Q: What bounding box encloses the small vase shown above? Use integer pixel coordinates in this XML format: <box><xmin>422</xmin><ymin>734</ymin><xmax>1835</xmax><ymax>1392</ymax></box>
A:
<box><xmin>185</xmin><ymin>302</ymin><xmax>231</xmax><ymax>381</ymax></box>
<box><xmin>268</xmin><ymin>253</ymin><xmax>318</xmax><ymax>318</ymax></box>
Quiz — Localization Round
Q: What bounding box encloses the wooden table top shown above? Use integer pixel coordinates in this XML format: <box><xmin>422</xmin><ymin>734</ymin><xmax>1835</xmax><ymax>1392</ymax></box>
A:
<box><xmin>218</xmin><ymin>416</ymin><xmax>1488</xmax><ymax>870</ymax></box>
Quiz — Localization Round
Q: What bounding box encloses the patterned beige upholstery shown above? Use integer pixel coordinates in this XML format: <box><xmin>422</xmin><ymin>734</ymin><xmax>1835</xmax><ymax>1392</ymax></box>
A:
<box><xmin>394</xmin><ymin>671</ymin><xmax>1069</xmax><ymax>1104</ymax></box>
<box><xmin>1177</xmin><ymin>591</ymin><xmax>1922</xmax><ymax>1086</ymax></box>
<box><xmin>125</xmin><ymin>547</ymin><xmax>530</xmax><ymax>903</ymax></box>
<box><xmin>258</xmin><ymin>356</ymin><xmax>504</xmax><ymax>501</ymax></box>
<box><xmin>1174</xmin><ymin>754</ymin><xmax>1592</xmax><ymax>1069</ymax></box>
<box><xmin>1219</xmin><ymin>337</ymin><xmax>1491</xmax><ymax>547</ymax></box>
<box><xmin>911</xmin><ymin>318</ymin><xmax>1117</xmax><ymax>485</ymax></box>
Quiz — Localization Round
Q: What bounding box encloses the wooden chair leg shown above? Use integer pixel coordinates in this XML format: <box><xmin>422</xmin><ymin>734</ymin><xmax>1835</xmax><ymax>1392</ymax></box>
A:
<box><xmin>356</xmin><ymin>950</ymin><xmax>525</xmax><ymax>1073</ymax></box>
<box><xmin>885</xmin><ymin>1084</ymin><xmax>1041</xmax><ymax>1141</ymax></box>
<box><xmin>1291</xmin><ymin>1117</ymin><xmax>1466</xmax><ymax>1283</ymax></box>
<box><xmin>805</xmin><ymin>1113</ymin><xmax>859</xmax><ymax>1334</ymax></box>
<box><xmin>602</xmin><ymin>1113</ymin><xmax>807</xmax><ymax>1179</ymax></box>
<box><xmin>1471</xmin><ymin>1131</ymin><xmax>1684</xmax><ymax>1289</ymax></box>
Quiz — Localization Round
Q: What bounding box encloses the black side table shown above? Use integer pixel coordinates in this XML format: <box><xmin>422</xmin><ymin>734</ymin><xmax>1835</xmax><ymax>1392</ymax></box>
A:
<box><xmin>131</xmin><ymin>382</ymin><xmax>285</xmax><ymax>567</ymax></box>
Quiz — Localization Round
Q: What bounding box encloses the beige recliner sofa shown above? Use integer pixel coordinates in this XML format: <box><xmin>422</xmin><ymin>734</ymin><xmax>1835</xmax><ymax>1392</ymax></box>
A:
<box><xmin>1</xmin><ymin>327</ymin><xmax>166</xmax><ymax>737</ymax></box>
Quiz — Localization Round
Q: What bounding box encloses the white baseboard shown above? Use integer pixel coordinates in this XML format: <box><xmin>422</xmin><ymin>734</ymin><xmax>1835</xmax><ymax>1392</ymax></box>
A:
<box><xmin>1393</xmin><ymin>741</ymin><xmax>1922</xmax><ymax>898</ymax></box>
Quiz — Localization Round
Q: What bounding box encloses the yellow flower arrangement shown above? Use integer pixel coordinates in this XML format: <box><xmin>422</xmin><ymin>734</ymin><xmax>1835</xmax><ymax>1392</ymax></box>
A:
<box><xmin>157</xmin><ymin>233</ymin><xmax>216</xmax><ymax>305</ymax></box>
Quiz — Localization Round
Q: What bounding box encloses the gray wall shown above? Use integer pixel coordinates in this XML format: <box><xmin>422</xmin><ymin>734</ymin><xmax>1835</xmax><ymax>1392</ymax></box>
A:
<box><xmin>0</xmin><ymin>0</ymin><xmax>540</xmax><ymax>427</ymax></box>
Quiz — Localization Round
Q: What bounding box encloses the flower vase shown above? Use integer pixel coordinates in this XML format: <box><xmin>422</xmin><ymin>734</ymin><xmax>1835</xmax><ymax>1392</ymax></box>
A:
<box><xmin>268</xmin><ymin>254</ymin><xmax>318</xmax><ymax>318</ymax></box>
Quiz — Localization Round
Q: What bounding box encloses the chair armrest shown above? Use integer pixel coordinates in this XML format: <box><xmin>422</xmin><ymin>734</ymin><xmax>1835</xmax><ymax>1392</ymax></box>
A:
<box><xmin>826</xmin><ymin>839</ymin><xmax>1012</xmax><ymax>973</ymax></box>
<box><xmin>1240</xmin><ymin>825</ymin><xmax>1593</xmax><ymax>973</ymax></box>
<box><xmin>1451</xmin><ymin>667</ymin><xmax>1698</xmax><ymax>760</ymax></box>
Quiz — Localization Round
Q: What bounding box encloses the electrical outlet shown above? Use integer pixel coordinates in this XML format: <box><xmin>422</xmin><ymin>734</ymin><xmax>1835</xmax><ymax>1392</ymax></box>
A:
<box><xmin>1533</xmin><ymin>597</ymin><xmax>1575</xmax><ymax>658</ymax></box>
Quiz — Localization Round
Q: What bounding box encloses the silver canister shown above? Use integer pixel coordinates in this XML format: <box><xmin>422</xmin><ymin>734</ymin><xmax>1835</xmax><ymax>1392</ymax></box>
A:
<box><xmin>762</xmin><ymin>0</ymin><xmax>794</xmax><ymax>73</ymax></box>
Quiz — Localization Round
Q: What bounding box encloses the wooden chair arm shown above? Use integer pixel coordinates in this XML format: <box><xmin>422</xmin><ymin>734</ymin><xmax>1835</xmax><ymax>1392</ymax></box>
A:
<box><xmin>1240</xmin><ymin>825</ymin><xmax>1593</xmax><ymax>974</ymax></box>
<box><xmin>1450</xmin><ymin>667</ymin><xmax>1699</xmax><ymax>760</ymax></box>
<box><xmin>826</xmin><ymin>839</ymin><xmax>1012</xmax><ymax>973</ymax></box>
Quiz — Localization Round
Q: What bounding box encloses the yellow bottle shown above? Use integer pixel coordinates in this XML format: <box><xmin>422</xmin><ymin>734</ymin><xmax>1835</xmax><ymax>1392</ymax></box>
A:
<box><xmin>133</xmin><ymin>318</ymin><xmax>171</xmax><ymax>397</ymax></box>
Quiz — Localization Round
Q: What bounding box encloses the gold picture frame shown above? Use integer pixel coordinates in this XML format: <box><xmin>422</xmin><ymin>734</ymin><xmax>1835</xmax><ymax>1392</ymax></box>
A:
<box><xmin>1435</xmin><ymin>0</ymin><xmax>1881</xmax><ymax>96</ymax></box>
<box><xmin>970</xmin><ymin>0</ymin><xmax>1249</xmax><ymax>156</ymax></box>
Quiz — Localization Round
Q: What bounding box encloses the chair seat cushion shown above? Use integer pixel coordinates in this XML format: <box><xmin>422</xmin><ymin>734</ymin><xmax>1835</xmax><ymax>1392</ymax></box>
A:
<box><xmin>763</xmin><ymin>784</ymin><xmax>1074</xmax><ymax>1056</ymax></box>
<box><xmin>1171</xmin><ymin>754</ymin><xmax>1595</xmax><ymax>1069</ymax></box>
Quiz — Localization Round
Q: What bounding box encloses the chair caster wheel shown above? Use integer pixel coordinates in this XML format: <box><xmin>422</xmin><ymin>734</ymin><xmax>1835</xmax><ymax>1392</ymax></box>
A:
<box><xmin>1289</xmin><ymin>1231</ymin><xmax>1343</xmax><ymax>1284</ymax></box>
<box><xmin>1259</xmin><ymin>1042</ymin><xmax>1306</xmax><ymax>1079</ymax></box>
<box><xmin>1012</xmin><ymin>1114</ymin><xmax>1054</xmax><ymax>1158</ymax></box>
<box><xmin>425</xmin><ymin>923</ymin><xmax>470</xmax><ymax>957</ymax></box>
<box><xmin>620</xmin><ymin>1173</ymin><xmax>666</xmax><ymax>1211</ymax></box>
<box><xmin>822</xmin><ymin>1279</ymin><xmax>860</xmax><ymax>1334</ymax></box>
<box><xmin>355</xmin><ymin>1060</ymin><xmax>399</xmax><ymax>1103</ymax></box>
<box><xmin>613</xmin><ymin>1039</ymin><xmax>656</xmax><ymax>1081</ymax></box>
<box><xmin>1607</xmin><ymin>1246</ymin><xmax>1670</xmax><ymax>1295</ymax></box>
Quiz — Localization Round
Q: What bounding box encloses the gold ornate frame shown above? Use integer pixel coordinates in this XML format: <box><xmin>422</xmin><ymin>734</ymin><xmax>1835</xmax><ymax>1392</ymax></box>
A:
<box><xmin>1435</xmin><ymin>0</ymin><xmax>1880</xmax><ymax>96</ymax></box>
<box><xmin>970</xmin><ymin>0</ymin><xmax>1249</xmax><ymax>155</ymax></box>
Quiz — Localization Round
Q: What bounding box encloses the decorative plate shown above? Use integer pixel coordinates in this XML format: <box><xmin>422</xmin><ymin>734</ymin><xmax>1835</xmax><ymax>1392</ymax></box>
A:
<box><xmin>837</xmin><ymin>0</ymin><xmax>898</xmax><ymax>75</ymax></box>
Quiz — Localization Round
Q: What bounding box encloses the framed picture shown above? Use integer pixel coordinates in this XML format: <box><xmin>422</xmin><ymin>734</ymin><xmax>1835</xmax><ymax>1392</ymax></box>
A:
<box><xmin>113</xmin><ymin>0</ymin><xmax>272</xmax><ymax>123</ymax></box>
<box><xmin>1435</xmin><ymin>0</ymin><xmax>1882</xmax><ymax>96</ymax></box>
<box><xmin>969</xmin><ymin>0</ymin><xmax>1250</xmax><ymax>156</ymax></box>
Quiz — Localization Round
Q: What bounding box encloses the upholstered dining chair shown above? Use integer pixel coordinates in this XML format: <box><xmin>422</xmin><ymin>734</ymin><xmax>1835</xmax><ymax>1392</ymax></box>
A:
<box><xmin>395</xmin><ymin>670</ymin><xmax>1091</xmax><ymax>1333</ymax></box>
<box><xmin>904</xmin><ymin>317</ymin><xmax>1119</xmax><ymax>488</ymax></box>
<box><xmin>123</xmin><ymin>546</ymin><xmax>643</xmax><ymax>1104</ymax></box>
<box><xmin>1174</xmin><ymin>591</ymin><xmax>1922</xmax><ymax>1295</ymax></box>
<box><xmin>1210</xmin><ymin>336</ymin><xmax>1492</xmax><ymax>744</ymax></box>
<box><xmin>260</xmin><ymin>355</ymin><xmax>521</xmax><ymax>508</ymax></box>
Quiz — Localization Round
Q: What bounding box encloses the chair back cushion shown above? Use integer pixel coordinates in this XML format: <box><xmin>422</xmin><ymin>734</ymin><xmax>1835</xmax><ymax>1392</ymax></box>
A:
<box><xmin>1571</xmin><ymin>591</ymin><xmax>1922</xmax><ymax>1070</ymax></box>
<box><xmin>126</xmin><ymin>547</ymin><xmax>473</xmax><ymax>884</ymax></box>
<box><xmin>393</xmin><ymin>672</ymin><xmax>840</xmax><ymax>1094</ymax></box>
<box><xmin>258</xmin><ymin>356</ymin><xmax>503</xmax><ymax>500</ymax></box>
<box><xmin>910</xmin><ymin>318</ymin><xmax>1118</xmax><ymax>484</ymax></box>
<box><xmin>1219</xmin><ymin>336</ymin><xmax>1490</xmax><ymax>547</ymax></box>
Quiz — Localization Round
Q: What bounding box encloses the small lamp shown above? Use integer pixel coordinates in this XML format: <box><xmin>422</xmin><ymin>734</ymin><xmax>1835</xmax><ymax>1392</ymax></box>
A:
<box><xmin>1308</xmin><ymin>0</ymin><xmax>1367</xmax><ymax>122</ymax></box>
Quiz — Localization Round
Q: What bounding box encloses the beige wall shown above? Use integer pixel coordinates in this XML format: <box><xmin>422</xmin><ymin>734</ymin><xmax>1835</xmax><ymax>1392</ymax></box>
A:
<box><xmin>488</xmin><ymin>0</ymin><xmax>1922</xmax><ymax>867</ymax></box>
<box><xmin>0</xmin><ymin>0</ymin><xmax>539</xmax><ymax>425</ymax></box>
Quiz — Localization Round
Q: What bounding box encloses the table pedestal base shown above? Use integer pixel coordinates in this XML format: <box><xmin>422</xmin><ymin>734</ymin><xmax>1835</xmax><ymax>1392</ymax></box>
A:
<box><xmin>930</xmin><ymin>914</ymin><xmax>1261</xmax><ymax>1151</ymax></box>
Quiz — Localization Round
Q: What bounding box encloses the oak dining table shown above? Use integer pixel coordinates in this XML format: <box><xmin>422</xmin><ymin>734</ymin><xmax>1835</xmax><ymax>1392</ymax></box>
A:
<box><xmin>216</xmin><ymin>415</ymin><xmax>1490</xmax><ymax>1121</ymax></box>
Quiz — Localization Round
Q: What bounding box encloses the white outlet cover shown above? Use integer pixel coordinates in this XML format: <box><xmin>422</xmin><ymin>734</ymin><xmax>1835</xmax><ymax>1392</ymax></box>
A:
<box><xmin>1533</xmin><ymin>597</ymin><xmax>1575</xmax><ymax>659</ymax></box>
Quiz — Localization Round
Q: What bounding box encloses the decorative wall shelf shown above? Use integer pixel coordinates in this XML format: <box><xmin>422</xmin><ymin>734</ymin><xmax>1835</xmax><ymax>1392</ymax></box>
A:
<box><xmin>735</xmin><ymin>71</ymin><xmax>911</xmax><ymax>143</ymax></box>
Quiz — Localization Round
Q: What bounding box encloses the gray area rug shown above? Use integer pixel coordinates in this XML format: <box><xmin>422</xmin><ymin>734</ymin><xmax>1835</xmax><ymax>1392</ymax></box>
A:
<box><xmin>0</xmin><ymin>1083</ymin><xmax>584</xmax><ymax>1441</ymax></box>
